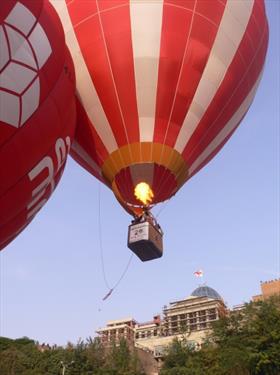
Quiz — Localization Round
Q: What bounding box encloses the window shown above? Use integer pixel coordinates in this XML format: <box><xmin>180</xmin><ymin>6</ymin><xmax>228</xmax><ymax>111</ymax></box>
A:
<box><xmin>208</xmin><ymin>308</ymin><xmax>216</xmax><ymax>314</ymax></box>
<box><xmin>208</xmin><ymin>314</ymin><xmax>217</xmax><ymax>320</ymax></box>
<box><xmin>190</xmin><ymin>325</ymin><xmax>197</xmax><ymax>331</ymax></box>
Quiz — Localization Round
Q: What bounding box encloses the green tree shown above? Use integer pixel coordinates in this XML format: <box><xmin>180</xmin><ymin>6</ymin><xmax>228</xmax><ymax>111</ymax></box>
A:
<box><xmin>104</xmin><ymin>339</ymin><xmax>143</xmax><ymax>375</ymax></box>
<box><xmin>161</xmin><ymin>297</ymin><xmax>280</xmax><ymax>375</ymax></box>
<box><xmin>210</xmin><ymin>297</ymin><xmax>280</xmax><ymax>375</ymax></box>
<box><xmin>85</xmin><ymin>336</ymin><xmax>106</xmax><ymax>372</ymax></box>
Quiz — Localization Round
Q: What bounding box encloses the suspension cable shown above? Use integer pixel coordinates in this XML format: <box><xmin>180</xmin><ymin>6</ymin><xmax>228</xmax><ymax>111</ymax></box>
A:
<box><xmin>98</xmin><ymin>183</ymin><xmax>134</xmax><ymax>300</ymax></box>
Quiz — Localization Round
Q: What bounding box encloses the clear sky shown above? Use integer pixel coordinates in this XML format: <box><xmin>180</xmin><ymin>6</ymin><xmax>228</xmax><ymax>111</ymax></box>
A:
<box><xmin>0</xmin><ymin>0</ymin><xmax>279</xmax><ymax>346</ymax></box>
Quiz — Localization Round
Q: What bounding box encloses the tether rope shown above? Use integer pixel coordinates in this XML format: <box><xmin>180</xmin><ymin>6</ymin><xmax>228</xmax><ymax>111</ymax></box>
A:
<box><xmin>98</xmin><ymin>183</ymin><xmax>133</xmax><ymax>300</ymax></box>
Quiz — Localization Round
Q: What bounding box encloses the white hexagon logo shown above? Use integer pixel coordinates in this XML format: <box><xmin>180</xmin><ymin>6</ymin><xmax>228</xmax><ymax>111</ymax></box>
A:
<box><xmin>0</xmin><ymin>2</ymin><xmax>52</xmax><ymax>128</ymax></box>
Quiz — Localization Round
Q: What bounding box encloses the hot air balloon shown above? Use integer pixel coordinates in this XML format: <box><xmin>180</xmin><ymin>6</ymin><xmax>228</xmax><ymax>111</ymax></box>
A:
<box><xmin>0</xmin><ymin>0</ymin><xmax>76</xmax><ymax>250</ymax></box>
<box><xmin>52</xmin><ymin>0</ymin><xmax>268</xmax><ymax>261</ymax></box>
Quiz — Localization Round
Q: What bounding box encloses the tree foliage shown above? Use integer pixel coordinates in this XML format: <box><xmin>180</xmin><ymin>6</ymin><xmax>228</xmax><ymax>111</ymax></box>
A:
<box><xmin>161</xmin><ymin>297</ymin><xmax>280</xmax><ymax>375</ymax></box>
<box><xmin>0</xmin><ymin>336</ymin><xmax>143</xmax><ymax>375</ymax></box>
<box><xmin>0</xmin><ymin>298</ymin><xmax>279</xmax><ymax>375</ymax></box>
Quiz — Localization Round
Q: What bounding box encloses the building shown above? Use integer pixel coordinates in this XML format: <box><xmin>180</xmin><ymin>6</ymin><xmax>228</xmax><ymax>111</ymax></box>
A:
<box><xmin>135</xmin><ymin>315</ymin><xmax>161</xmax><ymax>341</ymax></box>
<box><xmin>252</xmin><ymin>279</ymin><xmax>280</xmax><ymax>302</ymax></box>
<box><xmin>231</xmin><ymin>303</ymin><xmax>246</xmax><ymax>312</ymax></box>
<box><xmin>135</xmin><ymin>286</ymin><xmax>227</xmax><ymax>353</ymax></box>
<box><xmin>96</xmin><ymin>317</ymin><xmax>136</xmax><ymax>346</ymax></box>
<box><xmin>96</xmin><ymin>279</ymin><xmax>279</xmax><ymax>375</ymax></box>
<box><xmin>97</xmin><ymin>285</ymin><xmax>227</xmax><ymax>355</ymax></box>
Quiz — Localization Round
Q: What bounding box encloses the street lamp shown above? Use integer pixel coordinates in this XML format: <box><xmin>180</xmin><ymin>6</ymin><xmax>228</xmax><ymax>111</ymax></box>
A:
<box><xmin>60</xmin><ymin>360</ymin><xmax>75</xmax><ymax>375</ymax></box>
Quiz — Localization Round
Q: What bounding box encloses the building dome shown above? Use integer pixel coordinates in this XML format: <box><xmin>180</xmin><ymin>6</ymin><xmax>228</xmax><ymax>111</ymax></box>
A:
<box><xmin>191</xmin><ymin>285</ymin><xmax>222</xmax><ymax>300</ymax></box>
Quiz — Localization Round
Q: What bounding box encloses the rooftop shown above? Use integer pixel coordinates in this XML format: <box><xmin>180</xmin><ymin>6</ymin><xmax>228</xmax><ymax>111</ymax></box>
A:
<box><xmin>191</xmin><ymin>285</ymin><xmax>222</xmax><ymax>300</ymax></box>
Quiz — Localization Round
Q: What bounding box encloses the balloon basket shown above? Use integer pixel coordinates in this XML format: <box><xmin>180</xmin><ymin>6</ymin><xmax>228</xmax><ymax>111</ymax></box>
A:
<box><xmin>127</xmin><ymin>216</ymin><xmax>163</xmax><ymax>262</ymax></box>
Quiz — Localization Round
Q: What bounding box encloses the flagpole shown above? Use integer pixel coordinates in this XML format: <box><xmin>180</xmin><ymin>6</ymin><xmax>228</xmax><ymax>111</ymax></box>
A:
<box><xmin>194</xmin><ymin>270</ymin><xmax>204</xmax><ymax>285</ymax></box>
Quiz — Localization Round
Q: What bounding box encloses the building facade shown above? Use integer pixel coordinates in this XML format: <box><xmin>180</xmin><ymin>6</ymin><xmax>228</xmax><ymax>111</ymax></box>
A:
<box><xmin>97</xmin><ymin>285</ymin><xmax>227</xmax><ymax>354</ymax></box>
<box><xmin>96</xmin><ymin>280</ymin><xmax>279</xmax><ymax>375</ymax></box>
<box><xmin>252</xmin><ymin>279</ymin><xmax>280</xmax><ymax>302</ymax></box>
<box><xmin>96</xmin><ymin>317</ymin><xmax>136</xmax><ymax>346</ymax></box>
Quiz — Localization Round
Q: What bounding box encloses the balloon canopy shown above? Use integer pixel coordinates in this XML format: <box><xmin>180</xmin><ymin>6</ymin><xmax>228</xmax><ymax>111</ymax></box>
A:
<box><xmin>0</xmin><ymin>0</ymin><xmax>76</xmax><ymax>250</ymax></box>
<box><xmin>54</xmin><ymin>0</ymin><xmax>268</xmax><ymax>216</ymax></box>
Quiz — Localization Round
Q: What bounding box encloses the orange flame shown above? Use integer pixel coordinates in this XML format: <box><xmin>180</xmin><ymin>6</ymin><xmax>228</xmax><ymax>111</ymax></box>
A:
<box><xmin>134</xmin><ymin>182</ymin><xmax>154</xmax><ymax>206</ymax></box>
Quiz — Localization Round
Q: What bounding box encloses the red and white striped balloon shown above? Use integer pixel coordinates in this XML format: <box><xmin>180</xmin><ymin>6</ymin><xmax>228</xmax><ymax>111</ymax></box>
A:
<box><xmin>0</xmin><ymin>0</ymin><xmax>76</xmax><ymax>250</ymax></box>
<box><xmin>52</xmin><ymin>0</ymin><xmax>268</xmax><ymax>215</ymax></box>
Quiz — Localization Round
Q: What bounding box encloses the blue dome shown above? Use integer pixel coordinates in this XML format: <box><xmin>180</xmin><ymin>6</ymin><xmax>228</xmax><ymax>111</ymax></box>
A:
<box><xmin>191</xmin><ymin>286</ymin><xmax>222</xmax><ymax>300</ymax></box>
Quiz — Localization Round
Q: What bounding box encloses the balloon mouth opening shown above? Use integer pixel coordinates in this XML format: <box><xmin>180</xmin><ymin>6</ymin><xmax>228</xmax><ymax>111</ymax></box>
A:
<box><xmin>134</xmin><ymin>182</ymin><xmax>154</xmax><ymax>206</ymax></box>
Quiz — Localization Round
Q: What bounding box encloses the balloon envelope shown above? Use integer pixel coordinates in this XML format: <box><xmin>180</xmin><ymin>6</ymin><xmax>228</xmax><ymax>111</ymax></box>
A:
<box><xmin>53</xmin><ymin>0</ymin><xmax>268</xmax><ymax>215</ymax></box>
<box><xmin>0</xmin><ymin>0</ymin><xmax>76</xmax><ymax>250</ymax></box>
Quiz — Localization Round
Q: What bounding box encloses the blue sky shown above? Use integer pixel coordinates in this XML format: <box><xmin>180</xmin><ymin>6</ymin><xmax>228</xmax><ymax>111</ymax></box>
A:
<box><xmin>0</xmin><ymin>0</ymin><xmax>279</xmax><ymax>346</ymax></box>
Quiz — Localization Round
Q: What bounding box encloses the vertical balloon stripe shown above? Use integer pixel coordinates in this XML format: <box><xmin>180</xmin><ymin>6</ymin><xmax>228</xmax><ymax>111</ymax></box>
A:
<box><xmin>50</xmin><ymin>0</ymin><xmax>118</xmax><ymax>154</ymax></box>
<box><xmin>174</xmin><ymin>0</ymin><xmax>254</xmax><ymax>153</ymax></box>
<box><xmin>189</xmin><ymin>124</ymin><xmax>240</xmax><ymax>181</ymax></box>
<box><xmin>130</xmin><ymin>163</ymin><xmax>154</xmax><ymax>188</ymax></box>
<box><xmin>152</xmin><ymin>165</ymin><xmax>177</xmax><ymax>203</ymax></box>
<box><xmin>74</xmin><ymin>98</ymin><xmax>109</xmax><ymax>164</ymax></box>
<box><xmin>96</xmin><ymin>2</ymin><xmax>139</xmax><ymax>144</ymax></box>
<box><xmin>153</xmin><ymin>0</ymin><xmax>196</xmax><ymax>145</ymax></box>
<box><xmin>188</xmin><ymin>71</ymin><xmax>263</xmax><ymax>176</ymax></box>
<box><xmin>94</xmin><ymin>0</ymin><xmax>132</xmax><ymax>152</ymax></box>
<box><xmin>130</xmin><ymin>0</ymin><xmax>163</xmax><ymax>142</ymax></box>
<box><xmin>71</xmin><ymin>141</ymin><xmax>102</xmax><ymax>178</ymax></box>
<box><xmin>154</xmin><ymin>0</ymin><xmax>226</xmax><ymax>148</ymax></box>
<box><xmin>66</xmin><ymin>1</ymin><xmax>132</xmax><ymax>152</ymax></box>
<box><xmin>115</xmin><ymin>168</ymin><xmax>135</xmax><ymax>205</ymax></box>
<box><xmin>183</xmin><ymin>5</ymin><xmax>268</xmax><ymax>165</ymax></box>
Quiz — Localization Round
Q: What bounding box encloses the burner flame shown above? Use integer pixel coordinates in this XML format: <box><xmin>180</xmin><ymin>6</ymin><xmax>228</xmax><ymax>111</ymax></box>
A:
<box><xmin>134</xmin><ymin>182</ymin><xmax>154</xmax><ymax>205</ymax></box>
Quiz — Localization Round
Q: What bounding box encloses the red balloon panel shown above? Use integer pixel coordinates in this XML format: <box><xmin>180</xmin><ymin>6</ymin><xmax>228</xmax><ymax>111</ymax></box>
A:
<box><xmin>0</xmin><ymin>0</ymin><xmax>76</xmax><ymax>250</ymax></box>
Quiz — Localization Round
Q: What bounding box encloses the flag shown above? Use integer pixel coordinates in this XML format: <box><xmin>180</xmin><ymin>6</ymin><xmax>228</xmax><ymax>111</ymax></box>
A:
<box><xmin>194</xmin><ymin>270</ymin><xmax>203</xmax><ymax>278</ymax></box>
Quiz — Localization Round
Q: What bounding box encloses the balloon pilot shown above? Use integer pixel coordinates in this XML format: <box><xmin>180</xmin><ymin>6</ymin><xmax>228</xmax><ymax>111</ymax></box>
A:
<box><xmin>127</xmin><ymin>182</ymin><xmax>163</xmax><ymax>262</ymax></box>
